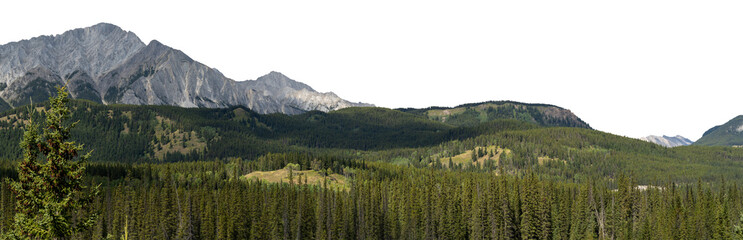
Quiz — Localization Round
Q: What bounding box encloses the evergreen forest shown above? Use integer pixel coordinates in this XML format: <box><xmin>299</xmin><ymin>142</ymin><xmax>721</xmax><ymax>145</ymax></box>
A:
<box><xmin>2</xmin><ymin>97</ymin><xmax>743</xmax><ymax>239</ymax></box>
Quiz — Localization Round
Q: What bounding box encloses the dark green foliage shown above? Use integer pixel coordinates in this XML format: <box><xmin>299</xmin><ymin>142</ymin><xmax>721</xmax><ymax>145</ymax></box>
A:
<box><xmin>398</xmin><ymin>101</ymin><xmax>592</xmax><ymax>129</ymax></box>
<box><xmin>127</xmin><ymin>66</ymin><xmax>155</xmax><ymax>85</ymax></box>
<box><xmin>102</xmin><ymin>66</ymin><xmax>155</xmax><ymax>104</ymax></box>
<box><xmin>0</xmin><ymin>100</ymin><xmax>742</xmax><ymax>184</ymax></box>
<box><xmin>0</xmin><ymin>103</ymin><xmax>529</xmax><ymax>163</ymax></box>
<box><xmin>65</xmin><ymin>70</ymin><xmax>103</xmax><ymax>104</ymax></box>
<box><xmin>0</xmin><ymin>97</ymin><xmax>10</xmax><ymax>113</ymax></box>
<box><xmin>2</xmin><ymin>158</ymin><xmax>741</xmax><ymax>239</ymax></box>
<box><xmin>364</xmin><ymin>125</ymin><xmax>743</xmax><ymax>184</ymax></box>
<box><xmin>695</xmin><ymin>115</ymin><xmax>743</xmax><ymax>146</ymax></box>
<box><xmin>704</xmin><ymin>125</ymin><xmax>722</xmax><ymax>137</ymax></box>
<box><xmin>9</xmin><ymin>77</ymin><xmax>59</xmax><ymax>107</ymax></box>
<box><xmin>262</xmin><ymin>107</ymin><xmax>456</xmax><ymax>149</ymax></box>
<box><xmin>103</xmin><ymin>86</ymin><xmax>120</xmax><ymax>104</ymax></box>
<box><xmin>0</xmin><ymin>94</ymin><xmax>741</xmax><ymax>239</ymax></box>
<box><xmin>4</xmin><ymin>86</ymin><xmax>98</xmax><ymax>239</ymax></box>
<box><xmin>71</xmin><ymin>82</ymin><xmax>102</xmax><ymax>104</ymax></box>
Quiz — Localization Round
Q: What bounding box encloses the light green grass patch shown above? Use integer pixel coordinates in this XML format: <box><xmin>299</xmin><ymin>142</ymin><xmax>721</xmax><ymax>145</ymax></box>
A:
<box><xmin>439</xmin><ymin>145</ymin><xmax>509</xmax><ymax>168</ymax></box>
<box><xmin>245</xmin><ymin>169</ymin><xmax>349</xmax><ymax>191</ymax></box>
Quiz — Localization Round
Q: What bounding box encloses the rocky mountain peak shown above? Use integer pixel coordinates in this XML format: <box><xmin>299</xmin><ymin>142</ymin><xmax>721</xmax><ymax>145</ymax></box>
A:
<box><xmin>640</xmin><ymin>135</ymin><xmax>693</xmax><ymax>148</ymax></box>
<box><xmin>0</xmin><ymin>23</ymin><xmax>145</xmax><ymax>87</ymax></box>
<box><xmin>0</xmin><ymin>23</ymin><xmax>372</xmax><ymax>114</ymax></box>
<box><xmin>253</xmin><ymin>71</ymin><xmax>315</xmax><ymax>92</ymax></box>
<box><xmin>146</xmin><ymin>39</ymin><xmax>167</xmax><ymax>48</ymax></box>
<box><xmin>82</xmin><ymin>22</ymin><xmax>128</xmax><ymax>36</ymax></box>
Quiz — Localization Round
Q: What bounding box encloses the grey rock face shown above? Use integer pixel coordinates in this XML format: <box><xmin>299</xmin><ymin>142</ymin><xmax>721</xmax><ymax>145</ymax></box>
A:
<box><xmin>240</xmin><ymin>71</ymin><xmax>374</xmax><ymax>114</ymax></box>
<box><xmin>0</xmin><ymin>66</ymin><xmax>63</xmax><ymax>107</ymax></box>
<box><xmin>0</xmin><ymin>23</ymin><xmax>145</xmax><ymax>87</ymax></box>
<box><xmin>640</xmin><ymin>135</ymin><xmax>693</xmax><ymax>148</ymax></box>
<box><xmin>0</xmin><ymin>23</ymin><xmax>372</xmax><ymax>114</ymax></box>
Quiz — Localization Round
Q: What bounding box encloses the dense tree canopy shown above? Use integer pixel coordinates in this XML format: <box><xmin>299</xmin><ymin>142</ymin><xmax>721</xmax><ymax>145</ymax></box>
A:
<box><xmin>1</xmin><ymin>97</ymin><xmax>742</xmax><ymax>239</ymax></box>
<box><xmin>3</xmin><ymin>87</ymin><xmax>98</xmax><ymax>239</ymax></box>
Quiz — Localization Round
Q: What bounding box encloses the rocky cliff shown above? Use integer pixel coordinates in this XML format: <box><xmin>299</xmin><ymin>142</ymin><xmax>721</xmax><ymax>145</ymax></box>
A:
<box><xmin>640</xmin><ymin>135</ymin><xmax>693</xmax><ymax>148</ymax></box>
<box><xmin>0</xmin><ymin>23</ymin><xmax>371</xmax><ymax>114</ymax></box>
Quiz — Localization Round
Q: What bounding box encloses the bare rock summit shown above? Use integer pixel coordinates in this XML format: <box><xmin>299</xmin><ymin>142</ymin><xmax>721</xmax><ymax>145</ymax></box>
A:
<box><xmin>0</xmin><ymin>23</ymin><xmax>372</xmax><ymax>114</ymax></box>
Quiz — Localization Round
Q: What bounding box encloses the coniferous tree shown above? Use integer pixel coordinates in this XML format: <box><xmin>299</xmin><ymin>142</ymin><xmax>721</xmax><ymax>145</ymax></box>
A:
<box><xmin>520</xmin><ymin>174</ymin><xmax>540</xmax><ymax>240</ymax></box>
<box><xmin>4</xmin><ymin>86</ymin><xmax>99</xmax><ymax>239</ymax></box>
<box><xmin>734</xmin><ymin>213</ymin><xmax>743</xmax><ymax>240</ymax></box>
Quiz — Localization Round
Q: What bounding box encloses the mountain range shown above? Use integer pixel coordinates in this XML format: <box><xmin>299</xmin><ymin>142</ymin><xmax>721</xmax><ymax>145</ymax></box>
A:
<box><xmin>0</xmin><ymin>23</ymin><xmax>371</xmax><ymax>114</ymax></box>
<box><xmin>639</xmin><ymin>135</ymin><xmax>693</xmax><ymax>148</ymax></box>
<box><xmin>2</xmin><ymin>23</ymin><xmax>741</xmax><ymax>150</ymax></box>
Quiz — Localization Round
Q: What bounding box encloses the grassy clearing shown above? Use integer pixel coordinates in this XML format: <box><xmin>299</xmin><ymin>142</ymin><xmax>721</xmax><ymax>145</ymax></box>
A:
<box><xmin>121</xmin><ymin>123</ymin><xmax>130</xmax><ymax>134</ymax></box>
<box><xmin>244</xmin><ymin>168</ymin><xmax>349</xmax><ymax>191</ymax></box>
<box><xmin>0</xmin><ymin>113</ymin><xmax>27</xmax><ymax>129</ymax></box>
<box><xmin>537</xmin><ymin>156</ymin><xmax>565</xmax><ymax>165</ymax></box>
<box><xmin>390</xmin><ymin>157</ymin><xmax>411</xmax><ymax>165</ymax></box>
<box><xmin>425</xmin><ymin>103</ymin><xmax>536</xmax><ymax>123</ymax></box>
<box><xmin>427</xmin><ymin>108</ymin><xmax>466</xmax><ymax>118</ymax></box>
<box><xmin>149</xmin><ymin>115</ymin><xmax>207</xmax><ymax>159</ymax></box>
<box><xmin>438</xmin><ymin>145</ymin><xmax>510</xmax><ymax>168</ymax></box>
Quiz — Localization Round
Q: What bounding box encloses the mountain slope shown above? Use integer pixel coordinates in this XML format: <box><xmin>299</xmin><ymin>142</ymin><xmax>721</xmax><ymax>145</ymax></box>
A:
<box><xmin>640</xmin><ymin>135</ymin><xmax>693</xmax><ymax>147</ymax></box>
<box><xmin>241</xmin><ymin>72</ymin><xmax>372</xmax><ymax>114</ymax></box>
<box><xmin>695</xmin><ymin>115</ymin><xmax>743</xmax><ymax>146</ymax></box>
<box><xmin>0</xmin><ymin>23</ymin><xmax>370</xmax><ymax>114</ymax></box>
<box><xmin>0</xmin><ymin>23</ymin><xmax>145</xmax><ymax>86</ymax></box>
<box><xmin>0</xmin><ymin>101</ymin><xmax>461</xmax><ymax>162</ymax></box>
<box><xmin>2</xmin><ymin>99</ymin><xmax>742</xmax><ymax>184</ymax></box>
<box><xmin>0</xmin><ymin>97</ymin><xmax>9</xmax><ymax>113</ymax></box>
<box><xmin>399</xmin><ymin>101</ymin><xmax>591</xmax><ymax>128</ymax></box>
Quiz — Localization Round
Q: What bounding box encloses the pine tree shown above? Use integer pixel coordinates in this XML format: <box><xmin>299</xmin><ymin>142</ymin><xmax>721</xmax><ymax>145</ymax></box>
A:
<box><xmin>616</xmin><ymin>174</ymin><xmax>634</xmax><ymax>240</ymax></box>
<box><xmin>520</xmin><ymin>174</ymin><xmax>541</xmax><ymax>240</ymax></box>
<box><xmin>4</xmin><ymin>86</ymin><xmax>99</xmax><ymax>239</ymax></box>
<box><xmin>469</xmin><ymin>182</ymin><xmax>486</xmax><ymax>239</ymax></box>
<box><xmin>733</xmin><ymin>213</ymin><xmax>743</xmax><ymax>240</ymax></box>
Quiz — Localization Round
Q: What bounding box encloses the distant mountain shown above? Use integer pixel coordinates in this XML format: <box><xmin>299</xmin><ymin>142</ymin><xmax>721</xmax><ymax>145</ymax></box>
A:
<box><xmin>694</xmin><ymin>115</ymin><xmax>743</xmax><ymax>146</ymax></box>
<box><xmin>0</xmin><ymin>23</ymin><xmax>371</xmax><ymax>114</ymax></box>
<box><xmin>640</xmin><ymin>135</ymin><xmax>693</xmax><ymax>148</ymax></box>
<box><xmin>398</xmin><ymin>101</ymin><xmax>591</xmax><ymax>128</ymax></box>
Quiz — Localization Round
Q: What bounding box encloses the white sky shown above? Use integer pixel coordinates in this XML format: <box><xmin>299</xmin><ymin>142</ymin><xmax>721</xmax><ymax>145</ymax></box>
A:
<box><xmin>1</xmin><ymin>0</ymin><xmax>742</xmax><ymax>140</ymax></box>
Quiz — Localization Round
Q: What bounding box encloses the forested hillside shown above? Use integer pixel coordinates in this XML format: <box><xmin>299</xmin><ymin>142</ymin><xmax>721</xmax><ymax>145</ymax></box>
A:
<box><xmin>2</xmin><ymin>156</ymin><xmax>742</xmax><ymax>239</ymax></box>
<box><xmin>399</xmin><ymin>101</ymin><xmax>591</xmax><ymax>128</ymax></box>
<box><xmin>0</xmin><ymin>100</ymin><xmax>742</xmax><ymax>184</ymax></box>
<box><xmin>696</xmin><ymin>115</ymin><xmax>743</xmax><ymax>147</ymax></box>
<box><xmin>0</xmin><ymin>101</ymin><xmax>465</xmax><ymax>162</ymax></box>
<box><xmin>2</xmin><ymin>98</ymin><xmax>743</xmax><ymax>239</ymax></box>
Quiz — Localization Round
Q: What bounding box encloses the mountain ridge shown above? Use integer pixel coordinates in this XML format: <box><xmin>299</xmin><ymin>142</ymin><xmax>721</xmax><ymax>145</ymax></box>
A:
<box><xmin>398</xmin><ymin>100</ymin><xmax>591</xmax><ymax>129</ymax></box>
<box><xmin>695</xmin><ymin>115</ymin><xmax>743</xmax><ymax>146</ymax></box>
<box><xmin>639</xmin><ymin>135</ymin><xmax>693</xmax><ymax>148</ymax></box>
<box><xmin>0</xmin><ymin>23</ymin><xmax>371</xmax><ymax>114</ymax></box>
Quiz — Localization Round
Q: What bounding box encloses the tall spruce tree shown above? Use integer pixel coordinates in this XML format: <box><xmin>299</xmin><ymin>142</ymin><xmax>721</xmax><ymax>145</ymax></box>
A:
<box><xmin>3</xmin><ymin>86</ymin><xmax>98</xmax><ymax>239</ymax></box>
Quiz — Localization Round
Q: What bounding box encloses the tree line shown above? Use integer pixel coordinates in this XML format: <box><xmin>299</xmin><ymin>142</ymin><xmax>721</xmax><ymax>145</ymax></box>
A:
<box><xmin>2</xmin><ymin>157</ymin><xmax>743</xmax><ymax>239</ymax></box>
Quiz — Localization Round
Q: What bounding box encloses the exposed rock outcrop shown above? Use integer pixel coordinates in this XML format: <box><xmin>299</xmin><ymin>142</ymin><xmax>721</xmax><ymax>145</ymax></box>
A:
<box><xmin>640</xmin><ymin>135</ymin><xmax>693</xmax><ymax>148</ymax></box>
<box><xmin>0</xmin><ymin>23</ymin><xmax>372</xmax><ymax>114</ymax></box>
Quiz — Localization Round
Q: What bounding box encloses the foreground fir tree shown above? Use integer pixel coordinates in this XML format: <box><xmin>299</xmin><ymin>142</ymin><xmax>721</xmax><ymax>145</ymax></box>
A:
<box><xmin>3</xmin><ymin>86</ymin><xmax>98</xmax><ymax>239</ymax></box>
